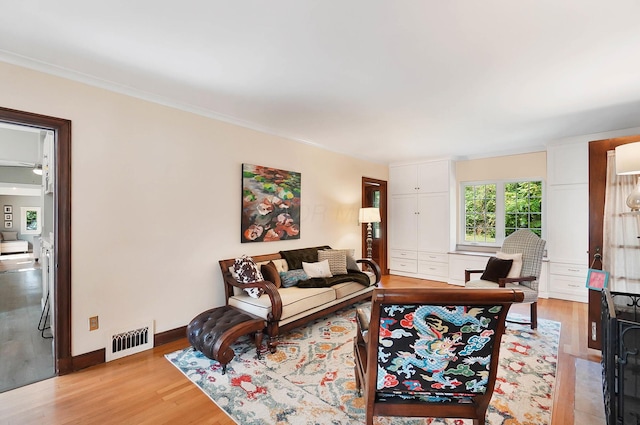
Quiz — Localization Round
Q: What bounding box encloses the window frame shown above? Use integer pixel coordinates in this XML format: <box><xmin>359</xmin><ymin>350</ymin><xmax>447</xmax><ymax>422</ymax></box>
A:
<box><xmin>459</xmin><ymin>179</ymin><xmax>545</xmax><ymax>249</ymax></box>
<box><xmin>21</xmin><ymin>206</ymin><xmax>42</xmax><ymax>235</ymax></box>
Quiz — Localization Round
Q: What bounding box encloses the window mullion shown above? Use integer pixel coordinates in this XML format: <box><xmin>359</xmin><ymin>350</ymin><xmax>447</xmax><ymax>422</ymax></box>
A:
<box><xmin>495</xmin><ymin>182</ymin><xmax>506</xmax><ymax>245</ymax></box>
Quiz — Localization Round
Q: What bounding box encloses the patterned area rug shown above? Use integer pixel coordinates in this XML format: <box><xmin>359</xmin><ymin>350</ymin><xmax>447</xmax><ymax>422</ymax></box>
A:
<box><xmin>166</xmin><ymin>306</ymin><xmax>560</xmax><ymax>425</ymax></box>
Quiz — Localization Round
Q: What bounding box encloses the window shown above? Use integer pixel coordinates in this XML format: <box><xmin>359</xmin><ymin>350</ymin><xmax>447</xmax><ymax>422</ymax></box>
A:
<box><xmin>462</xmin><ymin>180</ymin><xmax>542</xmax><ymax>246</ymax></box>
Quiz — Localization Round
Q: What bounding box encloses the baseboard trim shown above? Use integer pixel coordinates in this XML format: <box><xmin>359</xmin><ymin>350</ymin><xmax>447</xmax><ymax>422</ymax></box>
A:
<box><xmin>154</xmin><ymin>326</ymin><xmax>187</xmax><ymax>347</ymax></box>
<box><xmin>72</xmin><ymin>349</ymin><xmax>105</xmax><ymax>371</ymax></box>
<box><xmin>69</xmin><ymin>326</ymin><xmax>187</xmax><ymax>371</ymax></box>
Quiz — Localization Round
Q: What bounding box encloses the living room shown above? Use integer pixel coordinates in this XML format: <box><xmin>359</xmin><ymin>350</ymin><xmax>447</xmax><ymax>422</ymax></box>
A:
<box><xmin>1</xmin><ymin>2</ymin><xmax>640</xmax><ymax>424</ymax></box>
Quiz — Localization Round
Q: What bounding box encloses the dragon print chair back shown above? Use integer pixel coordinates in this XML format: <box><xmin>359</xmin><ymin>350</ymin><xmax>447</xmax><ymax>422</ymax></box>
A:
<box><xmin>354</xmin><ymin>287</ymin><xmax>524</xmax><ymax>425</ymax></box>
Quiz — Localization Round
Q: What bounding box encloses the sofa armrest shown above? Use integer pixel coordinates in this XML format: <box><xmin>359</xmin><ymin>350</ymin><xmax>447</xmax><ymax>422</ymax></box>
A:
<box><xmin>221</xmin><ymin>273</ymin><xmax>283</xmax><ymax>322</ymax></box>
<box><xmin>356</xmin><ymin>258</ymin><xmax>381</xmax><ymax>284</ymax></box>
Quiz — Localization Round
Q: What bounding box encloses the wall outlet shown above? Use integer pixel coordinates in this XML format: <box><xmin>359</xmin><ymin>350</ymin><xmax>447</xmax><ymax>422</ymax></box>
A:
<box><xmin>89</xmin><ymin>316</ymin><xmax>99</xmax><ymax>331</ymax></box>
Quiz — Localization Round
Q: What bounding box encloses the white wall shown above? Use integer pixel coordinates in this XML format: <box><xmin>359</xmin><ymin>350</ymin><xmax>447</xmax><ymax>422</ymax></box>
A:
<box><xmin>0</xmin><ymin>194</ymin><xmax>41</xmax><ymax>245</ymax></box>
<box><xmin>0</xmin><ymin>61</ymin><xmax>388</xmax><ymax>356</ymax></box>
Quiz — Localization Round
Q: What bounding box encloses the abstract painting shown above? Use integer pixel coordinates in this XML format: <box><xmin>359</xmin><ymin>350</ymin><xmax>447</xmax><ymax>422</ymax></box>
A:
<box><xmin>241</xmin><ymin>164</ymin><xmax>301</xmax><ymax>243</ymax></box>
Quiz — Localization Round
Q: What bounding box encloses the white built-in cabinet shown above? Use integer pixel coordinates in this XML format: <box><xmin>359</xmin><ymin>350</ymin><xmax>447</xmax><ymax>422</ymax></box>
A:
<box><xmin>546</xmin><ymin>141</ymin><xmax>589</xmax><ymax>303</ymax></box>
<box><xmin>389</xmin><ymin>160</ymin><xmax>454</xmax><ymax>281</ymax></box>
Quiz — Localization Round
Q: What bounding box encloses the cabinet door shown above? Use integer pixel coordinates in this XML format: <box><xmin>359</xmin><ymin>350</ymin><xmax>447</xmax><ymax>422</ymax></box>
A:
<box><xmin>389</xmin><ymin>194</ymin><xmax>418</xmax><ymax>251</ymax></box>
<box><xmin>417</xmin><ymin>193</ymin><xmax>451</xmax><ymax>253</ymax></box>
<box><xmin>417</xmin><ymin>160</ymin><xmax>450</xmax><ymax>193</ymax></box>
<box><xmin>547</xmin><ymin>142</ymin><xmax>588</xmax><ymax>185</ymax></box>
<box><xmin>389</xmin><ymin>165</ymin><xmax>418</xmax><ymax>195</ymax></box>
<box><xmin>547</xmin><ymin>184</ymin><xmax>589</xmax><ymax>264</ymax></box>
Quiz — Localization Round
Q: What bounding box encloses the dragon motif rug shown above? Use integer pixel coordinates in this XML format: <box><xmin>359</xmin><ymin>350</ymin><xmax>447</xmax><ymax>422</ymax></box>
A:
<box><xmin>166</xmin><ymin>305</ymin><xmax>559</xmax><ymax>425</ymax></box>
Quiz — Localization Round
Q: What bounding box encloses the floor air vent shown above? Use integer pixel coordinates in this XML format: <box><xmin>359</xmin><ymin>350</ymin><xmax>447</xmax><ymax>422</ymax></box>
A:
<box><xmin>106</xmin><ymin>320</ymin><xmax>154</xmax><ymax>362</ymax></box>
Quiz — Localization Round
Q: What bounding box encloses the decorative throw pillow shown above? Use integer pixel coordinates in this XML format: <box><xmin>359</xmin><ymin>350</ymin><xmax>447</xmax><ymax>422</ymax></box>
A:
<box><xmin>496</xmin><ymin>251</ymin><xmax>523</xmax><ymax>278</ymax></box>
<box><xmin>260</xmin><ymin>261</ymin><xmax>282</xmax><ymax>288</ymax></box>
<box><xmin>302</xmin><ymin>260</ymin><xmax>333</xmax><ymax>278</ymax></box>
<box><xmin>232</xmin><ymin>255</ymin><xmax>264</xmax><ymax>298</ymax></box>
<box><xmin>279</xmin><ymin>269</ymin><xmax>309</xmax><ymax>288</ymax></box>
<box><xmin>321</xmin><ymin>248</ymin><xmax>359</xmax><ymax>271</ymax></box>
<box><xmin>480</xmin><ymin>257</ymin><xmax>514</xmax><ymax>283</ymax></box>
<box><xmin>318</xmin><ymin>250</ymin><xmax>348</xmax><ymax>275</ymax></box>
<box><xmin>2</xmin><ymin>232</ymin><xmax>17</xmax><ymax>241</ymax></box>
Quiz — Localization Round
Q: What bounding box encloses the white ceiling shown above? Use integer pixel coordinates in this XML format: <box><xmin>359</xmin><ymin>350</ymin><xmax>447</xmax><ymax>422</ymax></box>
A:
<box><xmin>2</xmin><ymin>1</ymin><xmax>640</xmax><ymax>164</ymax></box>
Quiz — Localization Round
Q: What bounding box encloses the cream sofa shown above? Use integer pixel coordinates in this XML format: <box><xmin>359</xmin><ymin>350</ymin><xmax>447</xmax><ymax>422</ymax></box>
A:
<box><xmin>0</xmin><ymin>232</ymin><xmax>28</xmax><ymax>254</ymax></box>
<box><xmin>218</xmin><ymin>245</ymin><xmax>381</xmax><ymax>352</ymax></box>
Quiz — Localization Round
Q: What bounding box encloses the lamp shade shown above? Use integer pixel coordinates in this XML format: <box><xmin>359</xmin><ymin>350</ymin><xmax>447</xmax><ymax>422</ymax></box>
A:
<box><xmin>615</xmin><ymin>142</ymin><xmax>640</xmax><ymax>175</ymax></box>
<box><xmin>359</xmin><ymin>207</ymin><xmax>381</xmax><ymax>224</ymax></box>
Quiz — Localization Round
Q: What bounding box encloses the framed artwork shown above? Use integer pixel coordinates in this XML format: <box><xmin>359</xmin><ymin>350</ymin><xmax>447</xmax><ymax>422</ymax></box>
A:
<box><xmin>586</xmin><ymin>269</ymin><xmax>609</xmax><ymax>291</ymax></box>
<box><xmin>4</xmin><ymin>213</ymin><xmax>11</xmax><ymax>221</ymax></box>
<box><xmin>4</xmin><ymin>221</ymin><xmax>12</xmax><ymax>229</ymax></box>
<box><xmin>241</xmin><ymin>164</ymin><xmax>301</xmax><ymax>243</ymax></box>
<box><xmin>3</xmin><ymin>205</ymin><xmax>12</xmax><ymax>214</ymax></box>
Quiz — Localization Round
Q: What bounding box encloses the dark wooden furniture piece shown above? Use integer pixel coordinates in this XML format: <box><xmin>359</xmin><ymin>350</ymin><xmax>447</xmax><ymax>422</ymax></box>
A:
<box><xmin>219</xmin><ymin>246</ymin><xmax>381</xmax><ymax>352</ymax></box>
<box><xmin>601</xmin><ymin>288</ymin><xmax>640</xmax><ymax>425</ymax></box>
<box><xmin>187</xmin><ymin>305</ymin><xmax>265</xmax><ymax>374</ymax></box>
<box><xmin>354</xmin><ymin>287</ymin><xmax>524</xmax><ymax>425</ymax></box>
<box><xmin>588</xmin><ymin>135</ymin><xmax>640</xmax><ymax>350</ymax></box>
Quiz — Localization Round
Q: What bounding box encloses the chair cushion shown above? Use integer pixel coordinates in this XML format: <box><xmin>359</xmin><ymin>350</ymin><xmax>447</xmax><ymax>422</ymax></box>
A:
<box><xmin>1</xmin><ymin>231</ymin><xmax>17</xmax><ymax>241</ymax></box>
<box><xmin>332</xmin><ymin>281</ymin><xmax>367</xmax><ymax>299</ymax></box>
<box><xmin>496</xmin><ymin>251</ymin><xmax>523</xmax><ymax>278</ymax></box>
<box><xmin>466</xmin><ymin>279</ymin><xmax>538</xmax><ymax>303</ymax></box>
<box><xmin>260</xmin><ymin>261</ymin><xmax>282</xmax><ymax>288</ymax></box>
<box><xmin>318</xmin><ymin>249</ymin><xmax>348</xmax><ymax>275</ymax></box>
<box><xmin>229</xmin><ymin>286</ymin><xmax>336</xmax><ymax>321</ymax></box>
<box><xmin>480</xmin><ymin>256</ymin><xmax>513</xmax><ymax>283</ymax></box>
<box><xmin>320</xmin><ymin>248</ymin><xmax>359</xmax><ymax>271</ymax></box>
<box><xmin>302</xmin><ymin>260</ymin><xmax>332</xmax><ymax>278</ymax></box>
<box><xmin>280</xmin><ymin>246</ymin><xmax>331</xmax><ymax>270</ymax></box>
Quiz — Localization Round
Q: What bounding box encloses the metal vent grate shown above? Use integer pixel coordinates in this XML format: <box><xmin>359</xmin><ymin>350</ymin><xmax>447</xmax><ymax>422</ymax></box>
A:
<box><xmin>106</xmin><ymin>320</ymin><xmax>154</xmax><ymax>361</ymax></box>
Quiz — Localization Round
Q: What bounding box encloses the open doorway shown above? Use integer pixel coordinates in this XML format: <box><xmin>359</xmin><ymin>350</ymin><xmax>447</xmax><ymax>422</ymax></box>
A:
<box><xmin>0</xmin><ymin>107</ymin><xmax>72</xmax><ymax>380</ymax></box>
<box><xmin>0</xmin><ymin>127</ymin><xmax>51</xmax><ymax>391</ymax></box>
<box><xmin>362</xmin><ymin>177</ymin><xmax>387</xmax><ymax>274</ymax></box>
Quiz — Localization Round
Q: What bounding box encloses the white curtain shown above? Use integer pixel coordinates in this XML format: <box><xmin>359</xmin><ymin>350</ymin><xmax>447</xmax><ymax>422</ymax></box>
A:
<box><xmin>603</xmin><ymin>150</ymin><xmax>640</xmax><ymax>292</ymax></box>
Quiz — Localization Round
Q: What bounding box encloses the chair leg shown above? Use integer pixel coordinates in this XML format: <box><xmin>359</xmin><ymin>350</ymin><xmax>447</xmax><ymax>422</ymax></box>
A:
<box><xmin>530</xmin><ymin>302</ymin><xmax>538</xmax><ymax>329</ymax></box>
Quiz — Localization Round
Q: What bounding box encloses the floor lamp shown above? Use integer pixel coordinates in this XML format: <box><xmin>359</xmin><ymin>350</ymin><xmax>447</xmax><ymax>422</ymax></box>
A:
<box><xmin>359</xmin><ymin>207</ymin><xmax>381</xmax><ymax>259</ymax></box>
<box><xmin>615</xmin><ymin>142</ymin><xmax>640</xmax><ymax>211</ymax></box>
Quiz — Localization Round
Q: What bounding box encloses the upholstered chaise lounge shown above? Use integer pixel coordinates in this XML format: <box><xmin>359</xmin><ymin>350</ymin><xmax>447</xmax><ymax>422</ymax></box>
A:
<box><xmin>219</xmin><ymin>245</ymin><xmax>381</xmax><ymax>352</ymax></box>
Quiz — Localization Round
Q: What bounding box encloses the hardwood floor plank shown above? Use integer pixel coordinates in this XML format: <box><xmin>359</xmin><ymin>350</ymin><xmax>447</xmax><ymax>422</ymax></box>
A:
<box><xmin>0</xmin><ymin>276</ymin><xmax>601</xmax><ymax>425</ymax></box>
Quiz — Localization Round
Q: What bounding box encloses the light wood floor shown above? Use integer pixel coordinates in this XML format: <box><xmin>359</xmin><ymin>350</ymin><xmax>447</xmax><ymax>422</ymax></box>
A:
<box><xmin>0</xmin><ymin>275</ymin><xmax>602</xmax><ymax>425</ymax></box>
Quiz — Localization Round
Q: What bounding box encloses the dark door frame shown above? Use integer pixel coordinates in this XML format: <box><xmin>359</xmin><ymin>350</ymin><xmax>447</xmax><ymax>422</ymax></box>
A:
<box><xmin>362</xmin><ymin>177</ymin><xmax>387</xmax><ymax>274</ymax></box>
<box><xmin>0</xmin><ymin>106</ymin><xmax>72</xmax><ymax>375</ymax></box>
<box><xmin>588</xmin><ymin>134</ymin><xmax>640</xmax><ymax>350</ymax></box>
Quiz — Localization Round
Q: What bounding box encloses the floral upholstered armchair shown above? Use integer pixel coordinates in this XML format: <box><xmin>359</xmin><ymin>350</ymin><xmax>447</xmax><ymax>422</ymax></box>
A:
<box><xmin>354</xmin><ymin>287</ymin><xmax>524</xmax><ymax>425</ymax></box>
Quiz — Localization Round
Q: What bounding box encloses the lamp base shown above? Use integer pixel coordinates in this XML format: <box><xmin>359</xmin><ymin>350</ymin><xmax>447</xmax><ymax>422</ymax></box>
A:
<box><xmin>627</xmin><ymin>180</ymin><xmax>640</xmax><ymax>211</ymax></box>
<box><xmin>366</xmin><ymin>223</ymin><xmax>373</xmax><ymax>259</ymax></box>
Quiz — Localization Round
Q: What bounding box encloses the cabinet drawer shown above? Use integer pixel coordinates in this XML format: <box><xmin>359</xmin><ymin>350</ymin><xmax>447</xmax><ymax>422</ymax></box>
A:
<box><xmin>549</xmin><ymin>263</ymin><xmax>588</xmax><ymax>278</ymax></box>
<box><xmin>390</xmin><ymin>258</ymin><xmax>418</xmax><ymax>273</ymax></box>
<box><xmin>390</xmin><ymin>250</ymin><xmax>418</xmax><ymax>260</ymax></box>
<box><xmin>550</xmin><ymin>275</ymin><xmax>587</xmax><ymax>296</ymax></box>
<box><xmin>418</xmin><ymin>252</ymin><xmax>448</xmax><ymax>263</ymax></box>
<box><xmin>418</xmin><ymin>261</ymin><xmax>448</xmax><ymax>277</ymax></box>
